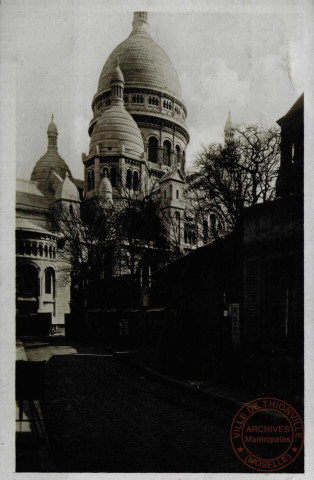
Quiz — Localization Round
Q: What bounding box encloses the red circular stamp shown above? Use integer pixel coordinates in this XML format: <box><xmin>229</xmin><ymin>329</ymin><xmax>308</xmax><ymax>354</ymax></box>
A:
<box><xmin>230</xmin><ymin>397</ymin><xmax>303</xmax><ymax>472</ymax></box>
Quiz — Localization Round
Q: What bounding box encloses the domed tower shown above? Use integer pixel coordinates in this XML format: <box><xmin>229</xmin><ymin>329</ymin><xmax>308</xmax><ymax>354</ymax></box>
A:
<box><xmin>89</xmin><ymin>12</ymin><xmax>189</xmax><ymax>189</ymax></box>
<box><xmin>31</xmin><ymin>116</ymin><xmax>72</xmax><ymax>194</ymax></box>
<box><xmin>83</xmin><ymin>61</ymin><xmax>145</xmax><ymax>200</ymax></box>
<box><xmin>224</xmin><ymin>111</ymin><xmax>235</xmax><ymax>145</ymax></box>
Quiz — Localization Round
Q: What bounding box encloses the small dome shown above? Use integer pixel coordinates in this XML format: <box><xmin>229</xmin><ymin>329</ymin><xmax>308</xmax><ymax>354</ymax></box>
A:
<box><xmin>31</xmin><ymin>116</ymin><xmax>71</xmax><ymax>184</ymax></box>
<box><xmin>31</xmin><ymin>151</ymin><xmax>71</xmax><ymax>184</ymax></box>
<box><xmin>55</xmin><ymin>173</ymin><xmax>80</xmax><ymax>201</ymax></box>
<box><xmin>224</xmin><ymin>112</ymin><xmax>233</xmax><ymax>131</ymax></box>
<box><xmin>90</xmin><ymin>104</ymin><xmax>144</xmax><ymax>158</ymax></box>
<box><xmin>48</xmin><ymin>115</ymin><xmax>58</xmax><ymax>134</ymax></box>
<box><xmin>99</xmin><ymin>174</ymin><xmax>113</xmax><ymax>201</ymax></box>
<box><xmin>112</xmin><ymin>62</ymin><xmax>124</xmax><ymax>84</ymax></box>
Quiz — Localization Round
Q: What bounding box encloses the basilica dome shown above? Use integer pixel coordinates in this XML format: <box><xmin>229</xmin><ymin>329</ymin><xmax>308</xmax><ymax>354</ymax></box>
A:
<box><xmin>96</xmin><ymin>13</ymin><xmax>183</xmax><ymax>102</ymax></box>
<box><xmin>31</xmin><ymin>117</ymin><xmax>71</xmax><ymax>185</ymax></box>
<box><xmin>31</xmin><ymin>151</ymin><xmax>71</xmax><ymax>184</ymax></box>
<box><xmin>90</xmin><ymin>64</ymin><xmax>144</xmax><ymax>159</ymax></box>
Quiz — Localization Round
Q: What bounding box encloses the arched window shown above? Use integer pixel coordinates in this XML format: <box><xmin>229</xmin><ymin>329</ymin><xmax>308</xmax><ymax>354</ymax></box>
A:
<box><xmin>111</xmin><ymin>167</ymin><xmax>117</xmax><ymax>187</ymax></box>
<box><xmin>133</xmin><ymin>171</ymin><xmax>139</xmax><ymax>191</ymax></box>
<box><xmin>176</xmin><ymin>189</ymin><xmax>179</xmax><ymax>199</ymax></box>
<box><xmin>181</xmin><ymin>150</ymin><xmax>186</xmax><ymax>169</ymax></box>
<box><xmin>91</xmin><ymin>170</ymin><xmax>95</xmax><ymax>190</ymax></box>
<box><xmin>149</xmin><ymin>96</ymin><xmax>152</xmax><ymax>105</ymax></box>
<box><xmin>132</xmin><ymin>95</ymin><xmax>136</xmax><ymax>103</ymax></box>
<box><xmin>32</xmin><ymin>243</ymin><xmax>37</xmax><ymax>256</ymax></box>
<box><xmin>69</xmin><ymin>204</ymin><xmax>74</xmax><ymax>216</ymax></box>
<box><xmin>169</xmin><ymin>185</ymin><xmax>173</xmax><ymax>199</ymax></box>
<box><xmin>175</xmin><ymin>211</ymin><xmax>180</xmax><ymax>243</ymax></box>
<box><xmin>163</xmin><ymin>140</ymin><xmax>171</xmax><ymax>166</ymax></box>
<box><xmin>291</xmin><ymin>143</ymin><xmax>295</xmax><ymax>163</ymax></box>
<box><xmin>102</xmin><ymin>167</ymin><xmax>109</xmax><ymax>178</ymax></box>
<box><xmin>126</xmin><ymin>170</ymin><xmax>132</xmax><ymax>190</ymax></box>
<box><xmin>44</xmin><ymin>245</ymin><xmax>48</xmax><ymax>257</ymax></box>
<box><xmin>136</xmin><ymin>95</ymin><xmax>140</xmax><ymax>103</ymax></box>
<box><xmin>124</xmin><ymin>94</ymin><xmax>128</xmax><ymax>104</ymax></box>
<box><xmin>163</xmin><ymin>100</ymin><xmax>166</xmax><ymax>108</ymax></box>
<box><xmin>39</xmin><ymin>244</ymin><xmax>43</xmax><ymax>257</ymax></box>
<box><xmin>148</xmin><ymin>137</ymin><xmax>158</xmax><ymax>164</ymax></box>
<box><xmin>45</xmin><ymin>268</ymin><xmax>55</xmax><ymax>296</ymax></box>
<box><xmin>87</xmin><ymin>171</ymin><xmax>91</xmax><ymax>191</ymax></box>
<box><xmin>17</xmin><ymin>264</ymin><xmax>39</xmax><ymax>298</ymax></box>
<box><xmin>176</xmin><ymin>145</ymin><xmax>181</xmax><ymax>163</ymax></box>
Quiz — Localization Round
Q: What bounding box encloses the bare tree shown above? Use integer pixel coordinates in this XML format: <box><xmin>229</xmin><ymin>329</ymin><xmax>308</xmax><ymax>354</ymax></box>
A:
<box><xmin>48</xmin><ymin>199</ymin><xmax>119</xmax><ymax>286</ymax></box>
<box><xmin>115</xmin><ymin>182</ymin><xmax>168</xmax><ymax>277</ymax></box>
<box><xmin>190</xmin><ymin>124</ymin><xmax>281</xmax><ymax>231</ymax></box>
<box><xmin>49</xmin><ymin>178</ymin><xmax>169</xmax><ymax>285</ymax></box>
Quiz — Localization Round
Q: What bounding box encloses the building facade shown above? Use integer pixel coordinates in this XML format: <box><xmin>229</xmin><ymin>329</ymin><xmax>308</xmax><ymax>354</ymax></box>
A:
<box><xmin>16</xmin><ymin>12</ymin><xmax>201</xmax><ymax>331</ymax></box>
<box><xmin>16</xmin><ymin>118</ymin><xmax>82</xmax><ymax>331</ymax></box>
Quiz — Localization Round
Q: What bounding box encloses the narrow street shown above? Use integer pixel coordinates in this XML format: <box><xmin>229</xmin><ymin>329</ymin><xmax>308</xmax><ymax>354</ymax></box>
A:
<box><xmin>19</xmin><ymin>337</ymin><xmax>247</xmax><ymax>472</ymax></box>
<box><xmin>19</xmin><ymin>337</ymin><xmax>302</xmax><ymax>473</ymax></box>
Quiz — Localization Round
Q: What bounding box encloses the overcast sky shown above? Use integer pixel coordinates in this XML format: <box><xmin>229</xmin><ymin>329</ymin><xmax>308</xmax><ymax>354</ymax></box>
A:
<box><xmin>1</xmin><ymin>0</ymin><xmax>306</xmax><ymax>181</ymax></box>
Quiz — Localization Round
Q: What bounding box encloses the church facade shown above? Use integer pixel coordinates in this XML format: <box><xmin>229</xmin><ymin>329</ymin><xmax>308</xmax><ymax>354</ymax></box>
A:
<box><xmin>16</xmin><ymin>12</ymin><xmax>206</xmax><ymax>330</ymax></box>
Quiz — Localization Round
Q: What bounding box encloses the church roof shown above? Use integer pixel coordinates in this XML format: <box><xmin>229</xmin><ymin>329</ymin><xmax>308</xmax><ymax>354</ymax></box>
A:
<box><xmin>99</xmin><ymin>175</ymin><xmax>113</xmax><ymax>201</ymax></box>
<box><xmin>16</xmin><ymin>191</ymin><xmax>51</xmax><ymax>211</ymax></box>
<box><xmin>31</xmin><ymin>117</ymin><xmax>72</xmax><ymax>185</ymax></box>
<box><xmin>159</xmin><ymin>168</ymin><xmax>186</xmax><ymax>184</ymax></box>
<box><xmin>90</xmin><ymin>104</ymin><xmax>144</xmax><ymax>158</ymax></box>
<box><xmin>16</xmin><ymin>218</ymin><xmax>57</xmax><ymax>236</ymax></box>
<box><xmin>16</xmin><ymin>178</ymin><xmax>44</xmax><ymax>196</ymax></box>
<box><xmin>224</xmin><ymin>111</ymin><xmax>233</xmax><ymax>131</ymax></box>
<box><xmin>47</xmin><ymin>116</ymin><xmax>58</xmax><ymax>134</ymax></box>
<box><xmin>97</xmin><ymin>12</ymin><xmax>183</xmax><ymax>103</ymax></box>
<box><xmin>277</xmin><ymin>93</ymin><xmax>304</xmax><ymax>125</ymax></box>
<box><xmin>55</xmin><ymin>172</ymin><xmax>80</xmax><ymax>201</ymax></box>
<box><xmin>16</xmin><ymin>178</ymin><xmax>51</xmax><ymax>211</ymax></box>
<box><xmin>31</xmin><ymin>149</ymin><xmax>71</xmax><ymax>185</ymax></box>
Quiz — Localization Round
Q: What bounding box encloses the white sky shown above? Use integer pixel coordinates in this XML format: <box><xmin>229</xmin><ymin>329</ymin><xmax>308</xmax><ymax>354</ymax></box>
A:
<box><xmin>1</xmin><ymin>0</ymin><xmax>307</xmax><ymax>181</ymax></box>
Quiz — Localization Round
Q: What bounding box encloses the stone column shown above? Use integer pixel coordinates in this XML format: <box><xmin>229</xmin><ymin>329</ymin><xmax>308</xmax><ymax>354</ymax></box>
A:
<box><xmin>38</xmin><ymin>269</ymin><xmax>44</xmax><ymax>312</ymax></box>
<box><xmin>158</xmin><ymin>146</ymin><xmax>163</xmax><ymax>166</ymax></box>
<box><xmin>94</xmin><ymin>157</ymin><xmax>100</xmax><ymax>193</ymax></box>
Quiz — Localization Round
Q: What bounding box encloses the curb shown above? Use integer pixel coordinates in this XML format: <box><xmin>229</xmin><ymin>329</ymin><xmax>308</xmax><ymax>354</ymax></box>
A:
<box><xmin>104</xmin><ymin>344</ymin><xmax>247</xmax><ymax>414</ymax></box>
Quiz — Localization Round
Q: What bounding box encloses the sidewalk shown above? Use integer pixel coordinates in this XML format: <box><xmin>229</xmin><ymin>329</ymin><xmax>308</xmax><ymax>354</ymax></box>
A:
<box><xmin>16</xmin><ymin>339</ymin><xmax>56</xmax><ymax>472</ymax></box>
<box><xmin>104</xmin><ymin>343</ymin><xmax>304</xmax><ymax>418</ymax></box>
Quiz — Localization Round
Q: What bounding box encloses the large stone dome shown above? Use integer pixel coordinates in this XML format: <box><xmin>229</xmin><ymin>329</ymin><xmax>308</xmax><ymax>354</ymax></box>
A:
<box><xmin>90</xmin><ymin>104</ymin><xmax>144</xmax><ymax>159</ymax></box>
<box><xmin>96</xmin><ymin>13</ymin><xmax>183</xmax><ymax>102</ymax></box>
